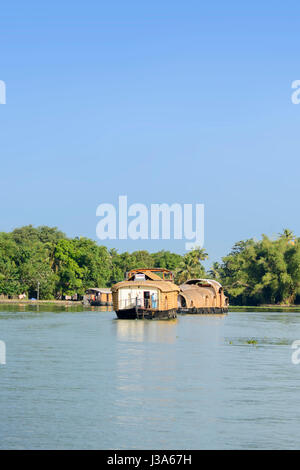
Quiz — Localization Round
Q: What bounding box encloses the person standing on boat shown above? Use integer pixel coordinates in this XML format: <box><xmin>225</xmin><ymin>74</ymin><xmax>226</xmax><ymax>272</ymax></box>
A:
<box><xmin>151</xmin><ymin>292</ymin><xmax>157</xmax><ymax>309</ymax></box>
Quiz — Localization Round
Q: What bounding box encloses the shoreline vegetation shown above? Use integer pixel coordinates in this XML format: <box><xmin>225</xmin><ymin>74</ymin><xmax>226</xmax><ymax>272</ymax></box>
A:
<box><xmin>0</xmin><ymin>299</ymin><xmax>299</xmax><ymax>313</ymax></box>
<box><xmin>0</xmin><ymin>299</ymin><xmax>78</xmax><ymax>305</ymax></box>
<box><xmin>0</xmin><ymin>225</ymin><xmax>300</xmax><ymax>308</ymax></box>
<box><xmin>229</xmin><ymin>305</ymin><xmax>300</xmax><ymax>312</ymax></box>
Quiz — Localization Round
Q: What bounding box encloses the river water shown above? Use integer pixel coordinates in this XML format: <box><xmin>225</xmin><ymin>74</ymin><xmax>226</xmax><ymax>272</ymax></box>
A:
<box><xmin>0</xmin><ymin>305</ymin><xmax>300</xmax><ymax>449</ymax></box>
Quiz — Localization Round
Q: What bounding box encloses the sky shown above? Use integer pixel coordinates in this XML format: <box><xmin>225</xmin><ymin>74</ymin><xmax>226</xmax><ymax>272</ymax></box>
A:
<box><xmin>1</xmin><ymin>1</ymin><xmax>300</xmax><ymax>266</ymax></box>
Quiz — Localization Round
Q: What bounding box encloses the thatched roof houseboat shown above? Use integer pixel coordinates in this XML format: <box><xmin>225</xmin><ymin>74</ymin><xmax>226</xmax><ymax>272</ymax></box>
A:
<box><xmin>111</xmin><ymin>268</ymin><xmax>179</xmax><ymax>319</ymax></box>
<box><xmin>178</xmin><ymin>279</ymin><xmax>228</xmax><ymax>314</ymax></box>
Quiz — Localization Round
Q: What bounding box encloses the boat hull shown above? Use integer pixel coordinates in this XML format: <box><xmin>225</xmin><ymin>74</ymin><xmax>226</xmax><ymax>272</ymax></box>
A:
<box><xmin>177</xmin><ymin>307</ymin><xmax>228</xmax><ymax>315</ymax></box>
<box><xmin>116</xmin><ymin>307</ymin><xmax>177</xmax><ymax>320</ymax></box>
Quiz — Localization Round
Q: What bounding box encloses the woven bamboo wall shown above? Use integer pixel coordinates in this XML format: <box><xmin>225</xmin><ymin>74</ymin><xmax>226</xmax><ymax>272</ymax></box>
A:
<box><xmin>112</xmin><ymin>291</ymin><xmax>119</xmax><ymax>311</ymax></box>
<box><xmin>179</xmin><ymin>285</ymin><xmax>228</xmax><ymax>308</ymax></box>
<box><xmin>158</xmin><ymin>291</ymin><xmax>177</xmax><ymax>310</ymax></box>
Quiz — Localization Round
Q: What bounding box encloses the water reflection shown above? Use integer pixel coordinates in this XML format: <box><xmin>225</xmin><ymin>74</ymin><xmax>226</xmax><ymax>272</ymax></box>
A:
<box><xmin>113</xmin><ymin>320</ymin><xmax>179</xmax><ymax>439</ymax></box>
<box><xmin>2</xmin><ymin>308</ymin><xmax>300</xmax><ymax>449</ymax></box>
<box><xmin>114</xmin><ymin>319</ymin><xmax>178</xmax><ymax>344</ymax></box>
<box><xmin>90</xmin><ymin>305</ymin><xmax>113</xmax><ymax>312</ymax></box>
<box><xmin>0</xmin><ymin>304</ymin><xmax>113</xmax><ymax>314</ymax></box>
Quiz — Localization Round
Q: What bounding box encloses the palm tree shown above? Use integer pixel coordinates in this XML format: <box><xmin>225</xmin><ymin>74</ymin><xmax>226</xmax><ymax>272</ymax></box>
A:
<box><xmin>279</xmin><ymin>229</ymin><xmax>295</xmax><ymax>242</ymax></box>
<box><xmin>207</xmin><ymin>261</ymin><xmax>222</xmax><ymax>281</ymax></box>
<box><xmin>175</xmin><ymin>248</ymin><xmax>208</xmax><ymax>284</ymax></box>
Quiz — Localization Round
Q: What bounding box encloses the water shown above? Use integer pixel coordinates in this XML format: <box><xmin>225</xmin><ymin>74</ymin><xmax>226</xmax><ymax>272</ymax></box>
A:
<box><xmin>0</xmin><ymin>305</ymin><xmax>300</xmax><ymax>449</ymax></box>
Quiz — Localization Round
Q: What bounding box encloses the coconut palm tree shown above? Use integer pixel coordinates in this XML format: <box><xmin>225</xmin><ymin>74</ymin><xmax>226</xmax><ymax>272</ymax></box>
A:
<box><xmin>175</xmin><ymin>248</ymin><xmax>208</xmax><ymax>284</ymax></box>
<box><xmin>279</xmin><ymin>229</ymin><xmax>295</xmax><ymax>242</ymax></box>
<box><xmin>207</xmin><ymin>261</ymin><xmax>222</xmax><ymax>281</ymax></box>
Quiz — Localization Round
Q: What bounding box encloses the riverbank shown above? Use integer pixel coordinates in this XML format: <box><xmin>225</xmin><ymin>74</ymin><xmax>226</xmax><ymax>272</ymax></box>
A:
<box><xmin>229</xmin><ymin>305</ymin><xmax>300</xmax><ymax>312</ymax></box>
<box><xmin>1</xmin><ymin>299</ymin><xmax>300</xmax><ymax>312</ymax></box>
<box><xmin>0</xmin><ymin>299</ymin><xmax>81</xmax><ymax>306</ymax></box>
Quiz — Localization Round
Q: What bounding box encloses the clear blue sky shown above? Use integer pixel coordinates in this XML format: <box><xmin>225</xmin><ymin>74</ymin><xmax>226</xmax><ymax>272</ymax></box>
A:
<box><xmin>1</xmin><ymin>1</ymin><xmax>299</xmax><ymax>265</ymax></box>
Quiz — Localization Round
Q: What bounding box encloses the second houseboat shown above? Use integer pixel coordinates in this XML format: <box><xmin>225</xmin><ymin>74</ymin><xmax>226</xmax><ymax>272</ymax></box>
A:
<box><xmin>177</xmin><ymin>279</ymin><xmax>229</xmax><ymax>314</ymax></box>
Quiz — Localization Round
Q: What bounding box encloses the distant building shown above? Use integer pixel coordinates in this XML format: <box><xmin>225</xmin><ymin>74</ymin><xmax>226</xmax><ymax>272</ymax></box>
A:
<box><xmin>85</xmin><ymin>288</ymin><xmax>113</xmax><ymax>306</ymax></box>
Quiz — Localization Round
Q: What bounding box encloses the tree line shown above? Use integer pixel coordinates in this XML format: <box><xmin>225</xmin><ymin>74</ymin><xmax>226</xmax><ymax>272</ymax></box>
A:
<box><xmin>0</xmin><ymin>226</ymin><xmax>299</xmax><ymax>305</ymax></box>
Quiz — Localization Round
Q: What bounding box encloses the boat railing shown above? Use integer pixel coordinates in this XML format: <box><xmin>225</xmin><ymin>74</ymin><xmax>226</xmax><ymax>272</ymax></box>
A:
<box><xmin>119</xmin><ymin>297</ymin><xmax>158</xmax><ymax>310</ymax></box>
<box><xmin>119</xmin><ymin>299</ymin><xmax>136</xmax><ymax>310</ymax></box>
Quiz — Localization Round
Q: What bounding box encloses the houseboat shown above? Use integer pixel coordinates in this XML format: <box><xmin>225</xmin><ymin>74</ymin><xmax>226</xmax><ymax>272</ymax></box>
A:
<box><xmin>111</xmin><ymin>268</ymin><xmax>179</xmax><ymax>320</ymax></box>
<box><xmin>177</xmin><ymin>279</ymin><xmax>228</xmax><ymax>314</ymax></box>
<box><xmin>85</xmin><ymin>288</ymin><xmax>113</xmax><ymax>306</ymax></box>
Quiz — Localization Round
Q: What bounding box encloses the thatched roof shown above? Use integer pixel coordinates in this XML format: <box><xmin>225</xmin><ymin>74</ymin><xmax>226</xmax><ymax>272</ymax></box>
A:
<box><xmin>178</xmin><ymin>278</ymin><xmax>226</xmax><ymax>308</ymax></box>
<box><xmin>112</xmin><ymin>280</ymin><xmax>179</xmax><ymax>293</ymax></box>
<box><xmin>179</xmin><ymin>285</ymin><xmax>215</xmax><ymax>307</ymax></box>
<box><xmin>127</xmin><ymin>270</ymin><xmax>163</xmax><ymax>281</ymax></box>
<box><xmin>127</xmin><ymin>268</ymin><xmax>173</xmax><ymax>281</ymax></box>
<box><xmin>181</xmin><ymin>279</ymin><xmax>223</xmax><ymax>293</ymax></box>
<box><xmin>86</xmin><ymin>288</ymin><xmax>112</xmax><ymax>294</ymax></box>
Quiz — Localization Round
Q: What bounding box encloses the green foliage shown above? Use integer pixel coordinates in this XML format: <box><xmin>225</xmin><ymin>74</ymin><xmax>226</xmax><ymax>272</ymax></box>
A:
<box><xmin>174</xmin><ymin>248</ymin><xmax>208</xmax><ymax>284</ymax></box>
<box><xmin>219</xmin><ymin>231</ymin><xmax>300</xmax><ymax>305</ymax></box>
<box><xmin>53</xmin><ymin>238</ymin><xmax>111</xmax><ymax>296</ymax></box>
<box><xmin>0</xmin><ymin>227</ymin><xmax>111</xmax><ymax>299</ymax></box>
<box><xmin>108</xmin><ymin>249</ymin><xmax>182</xmax><ymax>284</ymax></box>
<box><xmin>152</xmin><ymin>250</ymin><xmax>182</xmax><ymax>271</ymax></box>
<box><xmin>0</xmin><ymin>225</ymin><xmax>299</xmax><ymax>306</ymax></box>
<box><xmin>246</xmin><ymin>339</ymin><xmax>258</xmax><ymax>345</ymax></box>
<box><xmin>0</xmin><ymin>226</ymin><xmax>201</xmax><ymax>299</ymax></box>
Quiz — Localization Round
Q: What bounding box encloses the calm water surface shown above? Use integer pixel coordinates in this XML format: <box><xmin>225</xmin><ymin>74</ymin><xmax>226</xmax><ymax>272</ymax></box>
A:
<box><xmin>0</xmin><ymin>305</ymin><xmax>300</xmax><ymax>449</ymax></box>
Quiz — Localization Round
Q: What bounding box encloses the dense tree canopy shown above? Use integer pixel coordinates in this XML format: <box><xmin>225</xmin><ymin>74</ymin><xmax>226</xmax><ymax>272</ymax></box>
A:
<box><xmin>0</xmin><ymin>226</ymin><xmax>189</xmax><ymax>299</ymax></box>
<box><xmin>0</xmin><ymin>226</ymin><xmax>299</xmax><ymax>305</ymax></box>
<box><xmin>218</xmin><ymin>231</ymin><xmax>300</xmax><ymax>305</ymax></box>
